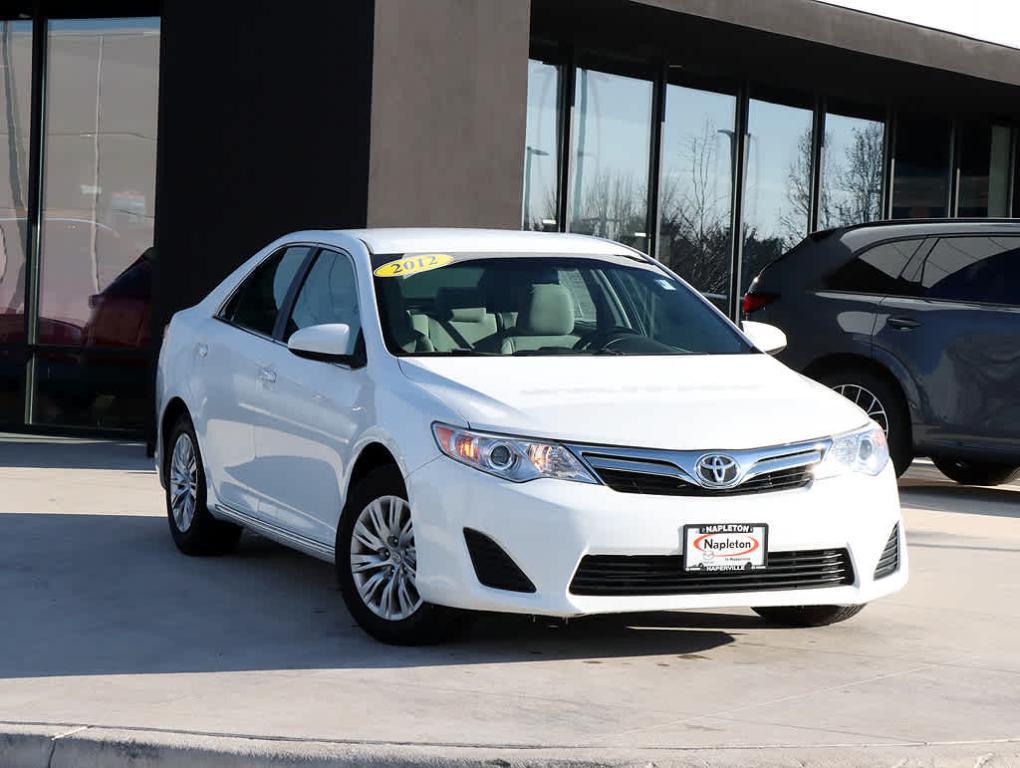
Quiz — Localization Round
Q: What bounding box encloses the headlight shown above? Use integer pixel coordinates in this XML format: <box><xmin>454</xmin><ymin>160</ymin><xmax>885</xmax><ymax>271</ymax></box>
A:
<box><xmin>814</xmin><ymin>423</ymin><xmax>889</xmax><ymax>479</ymax></box>
<box><xmin>432</xmin><ymin>423</ymin><xmax>596</xmax><ymax>484</ymax></box>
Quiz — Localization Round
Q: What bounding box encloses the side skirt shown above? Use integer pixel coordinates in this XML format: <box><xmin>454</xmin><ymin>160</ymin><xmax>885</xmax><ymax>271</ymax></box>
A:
<box><xmin>214</xmin><ymin>502</ymin><xmax>335</xmax><ymax>563</ymax></box>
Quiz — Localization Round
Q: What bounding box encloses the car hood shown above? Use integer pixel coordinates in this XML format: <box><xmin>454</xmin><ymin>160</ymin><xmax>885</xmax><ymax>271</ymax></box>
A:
<box><xmin>397</xmin><ymin>354</ymin><xmax>869</xmax><ymax>450</ymax></box>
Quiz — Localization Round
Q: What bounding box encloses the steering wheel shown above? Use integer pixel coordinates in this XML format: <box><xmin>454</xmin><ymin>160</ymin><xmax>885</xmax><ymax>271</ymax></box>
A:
<box><xmin>573</xmin><ymin>325</ymin><xmax>642</xmax><ymax>352</ymax></box>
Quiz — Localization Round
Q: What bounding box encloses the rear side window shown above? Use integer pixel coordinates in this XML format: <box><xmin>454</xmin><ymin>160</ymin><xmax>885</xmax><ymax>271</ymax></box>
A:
<box><xmin>825</xmin><ymin>239</ymin><xmax>924</xmax><ymax>295</ymax></box>
<box><xmin>221</xmin><ymin>245</ymin><xmax>312</xmax><ymax>336</ymax></box>
<box><xmin>916</xmin><ymin>236</ymin><xmax>1020</xmax><ymax>306</ymax></box>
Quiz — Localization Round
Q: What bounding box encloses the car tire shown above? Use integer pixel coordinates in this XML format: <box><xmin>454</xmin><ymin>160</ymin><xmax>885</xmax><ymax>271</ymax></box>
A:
<box><xmin>336</xmin><ymin>465</ymin><xmax>459</xmax><ymax>645</ymax></box>
<box><xmin>931</xmin><ymin>457</ymin><xmax>1020</xmax><ymax>487</ymax></box>
<box><xmin>752</xmin><ymin>604</ymin><xmax>864</xmax><ymax>627</ymax></box>
<box><xmin>165</xmin><ymin>415</ymin><xmax>242</xmax><ymax>556</ymax></box>
<box><xmin>817</xmin><ymin>368</ymin><xmax>912</xmax><ymax>477</ymax></box>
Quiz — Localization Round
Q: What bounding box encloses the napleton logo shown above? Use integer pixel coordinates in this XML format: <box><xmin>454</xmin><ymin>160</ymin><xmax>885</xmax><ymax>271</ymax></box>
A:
<box><xmin>695</xmin><ymin>454</ymin><xmax>740</xmax><ymax>488</ymax></box>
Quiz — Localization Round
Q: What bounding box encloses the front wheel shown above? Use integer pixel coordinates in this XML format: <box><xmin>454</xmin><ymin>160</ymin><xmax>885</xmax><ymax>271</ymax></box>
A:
<box><xmin>932</xmin><ymin>457</ymin><xmax>1019</xmax><ymax>486</ymax></box>
<box><xmin>753</xmin><ymin>604</ymin><xmax>864</xmax><ymax>627</ymax></box>
<box><xmin>336</xmin><ymin>466</ymin><xmax>459</xmax><ymax>645</ymax></box>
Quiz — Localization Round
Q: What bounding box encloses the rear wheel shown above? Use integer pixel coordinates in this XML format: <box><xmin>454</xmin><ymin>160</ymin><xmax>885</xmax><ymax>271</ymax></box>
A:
<box><xmin>164</xmin><ymin>415</ymin><xmax>242</xmax><ymax>556</ymax></box>
<box><xmin>817</xmin><ymin>368</ymin><xmax>912</xmax><ymax>476</ymax></box>
<box><xmin>753</xmin><ymin>604</ymin><xmax>864</xmax><ymax>627</ymax></box>
<box><xmin>932</xmin><ymin>457</ymin><xmax>1020</xmax><ymax>486</ymax></box>
<box><xmin>336</xmin><ymin>465</ymin><xmax>459</xmax><ymax>645</ymax></box>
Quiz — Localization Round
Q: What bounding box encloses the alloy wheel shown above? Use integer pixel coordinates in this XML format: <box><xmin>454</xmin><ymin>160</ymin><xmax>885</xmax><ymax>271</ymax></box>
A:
<box><xmin>169</xmin><ymin>433</ymin><xmax>198</xmax><ymax>532</ymax></box>
<box><xmin>350</xmin><ymin>495</ymin><xmax>423</xmax><ymax>621</ymax></box>
<box><xmin>832</xmin><ymin>383</ymin><xmax>889</xmax><ymax>434</ymax></box>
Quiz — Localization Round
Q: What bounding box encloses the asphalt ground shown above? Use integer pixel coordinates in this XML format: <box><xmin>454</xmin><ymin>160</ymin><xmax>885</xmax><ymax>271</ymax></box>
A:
<box><xmin>1</xmin><ymin>434</ymin><xmax>1018</xmax><ymax>767</ymax></box>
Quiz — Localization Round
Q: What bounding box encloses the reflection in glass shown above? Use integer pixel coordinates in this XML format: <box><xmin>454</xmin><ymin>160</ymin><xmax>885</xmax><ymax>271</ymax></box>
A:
<box><xmin>569</xmin><ymin>68</ymin><xmax>652</xmax><ymax>252</ymax></box>
<box><xmin>819</xmin><ymin>112</ymin><xmax>884</xmax><ymax>228</ymax></box>
<box><xmin>0</xmin><ymin>21</ymin><xmax>32</xmax><ymax>341</ymax></box>
<box><xmin>891</xmin><ymin>114</ymin><xmax>950</xmax><ymax>219</ymax></box>
<box><xmin>32</xmin><ymin>349</ymin><xmax>148</xmax><ymax>430</ymax></box>
<box><xmin>958</xmin><ymin>122</ymin><xmax>1012</xmax><ymax>218</ymax></box>
<box><xmin>522</xmin><ymin>59</ymin><xmax>560</xmax><ymax>232</ymax></box>
<box><xmin>658</xmin><ymin>85</ymin><xmax>735</xmax><ymax>310</ymax></box>
<box><xmin>742</xmin><ymin>98</ymin><xmax>813</xmax><ymax>292</ymax></box>
<box><xmin>38</xmin><ymin>18</ymin><xmax>160</xmax><ymax>348</ymax></box>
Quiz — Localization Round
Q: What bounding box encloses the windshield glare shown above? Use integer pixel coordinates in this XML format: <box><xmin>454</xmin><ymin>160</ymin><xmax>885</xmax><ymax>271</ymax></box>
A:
<box><xmin>372</xmin><ymin>252</ymin><xmax>752</xmax><ymax>357</ymax></box>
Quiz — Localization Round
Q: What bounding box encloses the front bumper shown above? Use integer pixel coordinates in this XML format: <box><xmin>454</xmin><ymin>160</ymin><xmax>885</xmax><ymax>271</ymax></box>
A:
<box><xmin>407</xmin><ymin>456</ymin><xmax>907</xmax><ymax>617</ymax></box>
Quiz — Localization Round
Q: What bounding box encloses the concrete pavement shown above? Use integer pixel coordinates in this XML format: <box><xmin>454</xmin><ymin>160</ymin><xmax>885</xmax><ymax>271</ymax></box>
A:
<box><xmin>1</xmin><ymin>433</ymin><xmax>1018</xmax><ymax>767</ymax></box>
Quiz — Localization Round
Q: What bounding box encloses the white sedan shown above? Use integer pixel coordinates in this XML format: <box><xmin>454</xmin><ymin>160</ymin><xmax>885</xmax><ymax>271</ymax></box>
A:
<box><xmin>156</xmin><ymin>228</ymin><xmax>906</xmax><ymax>644</ymax></box>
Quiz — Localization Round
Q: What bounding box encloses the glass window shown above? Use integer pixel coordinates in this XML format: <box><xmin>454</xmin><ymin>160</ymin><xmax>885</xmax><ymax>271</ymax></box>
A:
<box><xmin>37</xmin><ymin>18</ymin><xmax>161</xmax><ymax>347</ymax></box>
<box><xmin>32</xmin><ymin>349</ymin><xmax>148</xmax><ymax>429</ymax></box>
<box><xmin>819</xmin><ymin>112</ymin><xmax>885</xmax><ymax>229</ymax></box>
<box><xmin>522</xmin><ymin>59</ymin><xmax>560</xmax><ymax>232</ymax></box>
<box><xmin>742</xmin><ymin>97</ymin><xmax>814</xmax><ymax>292</ymax></box>
<box><xmin>826</xmin><ymin>239</ymin><xmax>925</xmax><ymax>295</ymax></box>
<box><xmin>658</xmin><ymin>84</ymin><xmax>736</xmax><ymax>311</ymax></box>
<box><xmin>373</xmin><ymin>253</ymin><xmax>752</xmax><ymax>357</ymax></box>
<box><xmin>916</xmin><ymin>236</ymin><xmax>1020</xmax><ymax>305</ymax></box>
<box><xmin>957</xmin><ymin>122</ymin><xmax>1012</xmax><ymax>218</ymax></box>
<box><xmin>0</xmin><ymin>20</ymin><xmax>32</xmax><ymax>349</ymax></box>
<box><xmin>891</xmin><ymin>114</ymin><xmax>950</xmax><ymax>219</ymax></box>
<box><xmin>285</xmin><ymin>250</ymin><xmax>361</xmax><ymax>341</ymax></box>
<box><xmin>222</xmin><ymin>246</ymin><xmax>310</xmax><ymax>336</ymax></box>
<box><xmin>568</xmin><ymin>68</ymin><xmax>653</xmax><ymax>252</ymax></box>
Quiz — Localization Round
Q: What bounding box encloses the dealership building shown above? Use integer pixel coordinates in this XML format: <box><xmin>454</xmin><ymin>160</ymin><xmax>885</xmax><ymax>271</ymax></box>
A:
<box><xmin>0</xmin><ymin>0</ymin><xmax>1018</xmax><ymax>439</ymax></box>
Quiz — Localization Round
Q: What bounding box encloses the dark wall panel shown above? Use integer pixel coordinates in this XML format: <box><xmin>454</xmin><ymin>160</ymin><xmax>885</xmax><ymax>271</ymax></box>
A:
<box><xmin>153</xmin><ymin>0</ymin><xmax>374</xmax><ymax>326</ymax></box>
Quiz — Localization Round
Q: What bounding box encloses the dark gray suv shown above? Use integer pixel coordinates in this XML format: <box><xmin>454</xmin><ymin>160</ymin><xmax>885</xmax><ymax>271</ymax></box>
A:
<box><xmin>743</xmin><ymin>219</ymin><xmax>1020</xmax><ymax>485</ymax></box>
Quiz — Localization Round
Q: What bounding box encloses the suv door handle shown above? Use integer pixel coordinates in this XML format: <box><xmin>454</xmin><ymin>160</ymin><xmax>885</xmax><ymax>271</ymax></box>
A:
<box><xmin>888</xmin><ymin>316</ymin><xmax>921</xmax><ymax>330</ymax></box>
<box><xmin>258</xmin><ymin>367</ymin><xmax>277</xmax><ymax>384</ymax></box>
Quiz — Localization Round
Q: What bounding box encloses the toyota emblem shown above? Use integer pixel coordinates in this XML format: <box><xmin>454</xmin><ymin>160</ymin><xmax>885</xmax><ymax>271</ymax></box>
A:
<box><xmin>695</xmin><ymin>454</ymin><xmax>740</xmax><ymax>488</ymax></box>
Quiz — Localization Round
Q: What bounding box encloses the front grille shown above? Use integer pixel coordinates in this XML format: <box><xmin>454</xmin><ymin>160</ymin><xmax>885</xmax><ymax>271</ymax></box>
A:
<box><xmin>874</xmin><ymin>524</ymin><xmax>900</xmax><ymax>579</ymax></box>
<box><xmin>597</xmin><ymin>466</ymin><xmax>811</xmax><ymax>496</ymax></box>
<box><xmin>463</xmin><ymin>529</ymin><xmax>536</xmax><ymax>593</ymax></box>
<box><xmin>570</xmin><ymin>548</ymin><xmax>854</xmax><ymax>596</ymax></box>
<box><xmin>568</xmin><ymin>438</ymin><xmax>826</xmax><ymax>498</ymax></box>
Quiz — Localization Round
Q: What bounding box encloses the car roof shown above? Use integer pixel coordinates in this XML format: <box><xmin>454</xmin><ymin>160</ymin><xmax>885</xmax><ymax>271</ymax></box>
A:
<box><xmin>320</xmin><ymin>228</ymin><xmax>643</xmax><ymax>257</ymax></box>
<box><xmin>822</xmin><ymin>218</ymin><xmax>1020</xmax><ymax>251</ymax></box>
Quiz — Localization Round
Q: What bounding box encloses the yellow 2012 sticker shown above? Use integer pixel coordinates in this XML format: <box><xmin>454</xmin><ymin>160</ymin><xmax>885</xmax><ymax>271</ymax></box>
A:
<box><xmin>373</xmin><ymin>253</ymin><xmax>453</xmax><ymax>278</ymax></box>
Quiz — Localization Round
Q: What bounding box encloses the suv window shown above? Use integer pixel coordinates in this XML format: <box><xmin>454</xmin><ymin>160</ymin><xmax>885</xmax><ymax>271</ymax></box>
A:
<box><xmin>915</xmin><ymin>236</ymin><xmax>1020</xmax><ymax>306</ymax></box>
<box><xmin>826</xmin><ymin>239</ymin><xmax>924</xmax><ymax>295</ymax></box>
<box><xmin>221</xmin><ymin>246</ymin><xmax>311</xmax><ymax>336</ymax></box>
<box><xmin>285</xmin><ymin>249</ymin><xmax>361</xmax><ymax>340</ymax></box>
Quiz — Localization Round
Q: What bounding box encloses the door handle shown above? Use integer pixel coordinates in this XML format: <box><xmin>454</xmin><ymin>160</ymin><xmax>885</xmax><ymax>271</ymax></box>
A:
<box><xmin>258</xmin><ymin>367</ymin><xmax>277</xmax><ymax>384</ymax></box>
<box><xmin>888</xmin><ymin>316</ymin><xmax>921</xmax><ymax>330</ymax></box>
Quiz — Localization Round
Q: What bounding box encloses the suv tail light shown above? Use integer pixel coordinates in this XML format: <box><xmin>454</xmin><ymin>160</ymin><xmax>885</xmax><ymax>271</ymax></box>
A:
<box><xmin>741</xmin><ymin>291</ymin><xmax>779</xmax><ymax>316</ymax></box>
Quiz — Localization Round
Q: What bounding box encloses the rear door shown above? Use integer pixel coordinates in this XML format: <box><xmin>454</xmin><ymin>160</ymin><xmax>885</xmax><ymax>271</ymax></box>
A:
<box><xmin>203</xmin><ymin>245</ymin><xmax>312</xmax><ymax>514</ymax></box>
<box><xmin>874</xmin><ymin>235</ymin><xmax>1020</xmax><ymax>455</ymax></box>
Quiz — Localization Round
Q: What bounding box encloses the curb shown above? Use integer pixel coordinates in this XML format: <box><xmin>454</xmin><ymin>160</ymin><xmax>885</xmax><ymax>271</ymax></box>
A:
<box><xmin>3</xmin><ymin>723</ymin><xmax>1020</xmax><ymax>768</ymax></box>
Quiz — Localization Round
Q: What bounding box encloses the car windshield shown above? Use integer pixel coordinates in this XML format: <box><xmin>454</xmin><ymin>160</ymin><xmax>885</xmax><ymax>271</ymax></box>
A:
<box><xmin>371</xmin><ymin>251</ymin><xmax>753</xmax><ymax>357</ymax></box>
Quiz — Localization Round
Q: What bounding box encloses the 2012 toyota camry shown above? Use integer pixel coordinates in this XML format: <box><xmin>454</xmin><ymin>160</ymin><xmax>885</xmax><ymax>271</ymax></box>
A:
<box><xmin>155</xmin><ymin>228</ymin><xmax>906</xmax><ymax>644</ymax></box>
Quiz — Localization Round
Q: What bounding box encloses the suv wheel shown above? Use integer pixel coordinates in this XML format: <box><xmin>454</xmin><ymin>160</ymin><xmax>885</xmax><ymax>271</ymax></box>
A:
<box><xmin>753</xmin><ymin>604</ymin><xmax>864</xmax><ymax>627</ymax></box>
<box><xmin>165</xmin><ymin>415</ymin><xmax>242</xmax><ymax>555</ymax></box>
<box><xmin>932</xmin><ymin>457</ymin><xmax>1019</xmax><ymax>486</ymax></box>
<box><xmin>336</xmin><ymin>465</ymin><xmax>459</xmax><ymax>645</ymax></box>
<box><xmin>818</xmin><ymin>369</ymin><xmax>912</xmax><ymax>477</ymax></box>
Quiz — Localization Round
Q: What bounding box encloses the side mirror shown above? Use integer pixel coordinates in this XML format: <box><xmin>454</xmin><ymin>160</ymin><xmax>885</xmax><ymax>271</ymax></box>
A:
<box><xmin>741</xmin><ymin>320</ymin><xmax>787</xmax><ymax>356</ymax></box>
<box><xmin>287</xmin><ymin>323</ymin><xmax>356</xmax><ymax>363</ymax></box>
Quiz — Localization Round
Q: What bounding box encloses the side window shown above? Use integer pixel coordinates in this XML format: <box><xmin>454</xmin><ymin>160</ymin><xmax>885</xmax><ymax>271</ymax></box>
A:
<box><xmin>918</xmin><ymin>236</ymin><xmax>1020</xmax><ymax>306</ymax></box>
<box><xmin>825</xmin><ymin>239</ymin><xmax>924</xmax><ymax>295</ymax></box>
<box><xmin>557</xmin><ymin>267</ymin><xmax>597</xmax><ymax>323</ymax></box>
<box><xmin>221</xmin><ymin>246</ymin><xmax>311</xmax><ymax>336</ymax></box>
<box><xmin>285</xmin><ymin>249</ymin><xmax>361</xmax><ymax>340</ymax></box>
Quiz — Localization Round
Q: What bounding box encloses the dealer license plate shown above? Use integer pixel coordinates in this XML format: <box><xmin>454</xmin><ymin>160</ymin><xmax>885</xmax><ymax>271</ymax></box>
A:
<box><xmin>683</xmin><ymin>524</ymin><xmax>768</xmax><ymax>572</ymax></box>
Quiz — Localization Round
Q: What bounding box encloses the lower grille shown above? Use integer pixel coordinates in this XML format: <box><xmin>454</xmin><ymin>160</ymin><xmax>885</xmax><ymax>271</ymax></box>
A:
<box><xmin>570</xmin><ymin>548</ymin><xmax>854</xmax><ymax>596</ymax></box>
<box><xmin>597</xmin><ymin>466</ymin><xmax>811</xmax><ymax>496</ymax></box>
<box><xmin>463</xmin><ymin>529</ymin><xmax>536</xmax><ymax>593</ymax></box>
<box><xmin>874</xmin><ymin>524</ymin><xmax>900</xmax><ymax>579</ymax></box>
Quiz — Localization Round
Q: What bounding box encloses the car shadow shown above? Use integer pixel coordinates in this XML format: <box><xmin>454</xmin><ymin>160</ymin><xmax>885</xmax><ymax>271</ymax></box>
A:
<box><xmin>899</xmin><ymin>476</ymin><xmax>1020</xmax><ymax>518</ymax></box>
<box><xmin>0</xmin><ymin>512</ymin><xmax>741</xmax><ymax>679</ymax></box>
<box><xmin>0</xmin><ymin>435</ymin><xmax>152</xmax><ymax>472</ymax></box>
